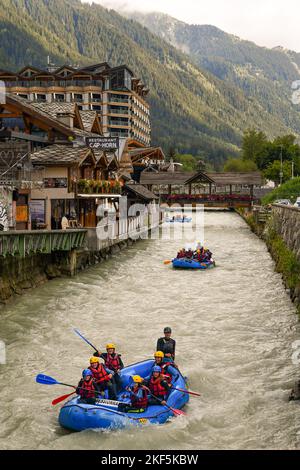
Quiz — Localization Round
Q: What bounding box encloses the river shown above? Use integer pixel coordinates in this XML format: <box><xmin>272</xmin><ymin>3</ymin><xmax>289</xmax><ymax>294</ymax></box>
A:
<box><xmin>0</xmin><ymin>211</ymin><xmax>299</xmax><ymax>450</ymax></box>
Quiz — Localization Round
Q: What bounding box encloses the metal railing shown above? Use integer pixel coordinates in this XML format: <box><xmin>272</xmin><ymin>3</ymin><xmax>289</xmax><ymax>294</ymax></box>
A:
<box><xmin>0</xmin><ymin>230</ymin><xmax>87</xmax><ymax>258</ymax></box>
<box><xmin>5</xmin><ymin>80</ymin><xmax>103</xmax><ymax>88</ymax></box>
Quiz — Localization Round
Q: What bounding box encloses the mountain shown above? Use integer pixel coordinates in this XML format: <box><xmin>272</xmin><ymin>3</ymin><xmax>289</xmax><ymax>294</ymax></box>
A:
<box><xmin>127</xmin><ymin>11</ymin><xmax>300</xmax><ymax>140</ymax></box>
<box><xmin>0</xmin><ymin>0</ymin><xmax>299</xmax><ymax>168</ymax></box>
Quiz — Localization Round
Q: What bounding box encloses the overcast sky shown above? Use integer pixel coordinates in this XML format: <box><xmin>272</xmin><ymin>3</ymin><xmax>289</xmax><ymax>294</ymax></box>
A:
<box><xmin>83</xmin><ymin>0</ymin><xmax>299</xmax><ymax>52</ymax></box>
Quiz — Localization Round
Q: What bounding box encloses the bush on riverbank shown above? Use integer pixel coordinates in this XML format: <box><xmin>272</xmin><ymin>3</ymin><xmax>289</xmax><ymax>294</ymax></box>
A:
<box><xmin>262</xmin><ymin>177</ymin><xmax>300</xmax><ymax>205</ymax></box>
<box><xmin>268</xmin><ymin>233</ymin><xmax>300</xmax><ymax>289</ymax></box>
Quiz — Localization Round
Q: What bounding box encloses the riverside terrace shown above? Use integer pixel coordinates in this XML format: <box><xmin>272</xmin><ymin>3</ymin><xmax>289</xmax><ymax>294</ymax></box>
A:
<box><xmin>140</xmin><ymin>170</ymin><xmax>264</xmax><ymax>208</ymax></box>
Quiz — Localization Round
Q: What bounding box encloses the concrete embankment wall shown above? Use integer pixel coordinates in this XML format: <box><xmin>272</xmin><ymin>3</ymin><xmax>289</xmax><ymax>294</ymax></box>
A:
<box><xmin>0</xmin><ymin>237</ymin><xmax>137</xmax><ymax>305</ymax></box>
<box><xmin>239</xmin><ymin>205</ymin><xmax>300</xmax><ymax>313</ymax></box>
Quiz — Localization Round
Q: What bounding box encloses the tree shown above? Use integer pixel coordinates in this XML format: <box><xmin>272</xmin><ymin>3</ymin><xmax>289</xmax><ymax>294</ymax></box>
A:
<box><xmin>223</xmin><ymin>157</ymin><xmax>257</xmax><ymax>172</ymax></box>
<box><xmin>174</xmin><ymin>153</ymin><xmax>198</xmax><ymax>172</ymax></box>
<box><xmin>166</xmin><ymin>146</ymin><xmax>177</xmax><ymax>162</ymax></box>
<box><xmin>242</xmin><ymin>129</ymin><xmax>268</xmax><ymax>162</ymax></box>
<box><xmin>263</xmin><ymin>160</ymin><xmax>293</xmax><ymax>185</ymax></box>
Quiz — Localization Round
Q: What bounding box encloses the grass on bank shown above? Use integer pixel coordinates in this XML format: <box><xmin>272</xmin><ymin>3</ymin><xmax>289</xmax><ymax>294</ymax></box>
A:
<box><xmin>262</xmin><ymin>177</ymin><xmax>300</xmax><ymax>205</ymax></box>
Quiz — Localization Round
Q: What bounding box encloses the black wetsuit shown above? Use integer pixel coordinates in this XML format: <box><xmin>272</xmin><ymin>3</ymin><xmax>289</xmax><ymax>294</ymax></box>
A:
<box><xmin>156</xmin><ymin>337</ymin><xmax>176</xmax><ymax>360</ymax></box>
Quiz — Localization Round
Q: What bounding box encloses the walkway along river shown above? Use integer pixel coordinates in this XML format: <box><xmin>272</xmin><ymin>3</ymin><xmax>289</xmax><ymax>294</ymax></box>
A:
<box><xmin>0</xmin><ymin>211</ymin><xmax>299</xmax><ymax>450</ymax></box>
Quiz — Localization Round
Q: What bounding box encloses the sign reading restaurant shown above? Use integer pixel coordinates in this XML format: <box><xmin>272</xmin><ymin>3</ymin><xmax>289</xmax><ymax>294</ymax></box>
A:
<box><xmin>86</xmin><ymin>137</ymin><xmax>119</xmax><ymax>151</ymax></box>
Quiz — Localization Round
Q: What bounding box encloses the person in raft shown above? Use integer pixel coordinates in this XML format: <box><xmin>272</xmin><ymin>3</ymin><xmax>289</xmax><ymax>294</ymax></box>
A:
<box><xmin>145</xmin><ymin>351</ymin><xmax>174</xmax><ymax>384</ymax></box>
<box><xmin>76</xmin><ymin>369</ymin><xmax>97</xmax><ymax>404</ymax></box>
<box><xmin>157</xmin><ymin>327</ymin><xmax>176</xmax><ymax>360</ymax></box>
<box><xmin>118</xmin><ymin>375</ymin><xmax>149</xmax><ymax>413</ymax></box>
<box><xmin>88</xmin><ymin>356</ymin><xmax>117</xmax><ymax>400</ymax></box>
<box><xmin>145</xmin><ymin>366</ymin><xmax>172</xmax><ymax>406</ymax></box>
<box><xmin>93</xmin><ymin>343</ymin><xmax>124</xmax><ymax>392</ymax></box>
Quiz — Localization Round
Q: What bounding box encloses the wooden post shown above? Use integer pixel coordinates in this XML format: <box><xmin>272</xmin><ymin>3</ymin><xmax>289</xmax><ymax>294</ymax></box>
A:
<box><xmin>189</xmin><ymin>184</ymin><xmax>192</xmax><ymax>195</ymax></box>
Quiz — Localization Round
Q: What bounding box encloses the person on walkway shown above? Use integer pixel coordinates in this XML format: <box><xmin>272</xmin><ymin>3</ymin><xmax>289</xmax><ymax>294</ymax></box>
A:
<box><xmin>76</xmin><ymin>369</ymin><xmax>97</xmax><ymax>404</ymax></box>
<box><xmin>94</xmin><ymin>343</ymin><xmax>124</xmax><ymax>392</ymax></box>
<box><xmin>118</xmin><ymin>375</ymin><xmax>149</xmax><ymax>413</ymax></box>
<box><xmin>88</xmin><ymin>357</ymin><xmax>117</xmax><ymax>400</ymax></box>
<box><xmin>146</xmin><ymin>366</ymin><xmax>171</xmax><ymax>406</ymax></box>
<box><xmin>61</xmin><ymin>214</ymin><xmax>70</xmax><ymax>230</ymax></box>
<box><xmin>157</xmin><ymin>327</ymin><xmax>176</xmax><ymax>360</ymax></box>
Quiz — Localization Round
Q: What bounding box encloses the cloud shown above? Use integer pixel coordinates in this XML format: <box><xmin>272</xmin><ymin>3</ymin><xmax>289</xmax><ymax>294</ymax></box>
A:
<box><xmin>82</xmin><ymin>0</ymin><xmax>300</xmax><ymax>52</ymax></box>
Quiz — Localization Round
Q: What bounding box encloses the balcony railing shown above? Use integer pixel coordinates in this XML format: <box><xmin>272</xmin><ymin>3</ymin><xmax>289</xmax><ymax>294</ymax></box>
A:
<box><xmin>108</xmin><ymin>96</ymin><xmax>130</xmax><ymax>103</ymax></box>
<box><xmin>108</xmin><ymin>108</ymin><xmax>130</xmax><ymax>115</ymax></box>
<box><xmin>5</xmin><ymin>80</ymin><xmax>103</xmax><ymax>88</ymax></box>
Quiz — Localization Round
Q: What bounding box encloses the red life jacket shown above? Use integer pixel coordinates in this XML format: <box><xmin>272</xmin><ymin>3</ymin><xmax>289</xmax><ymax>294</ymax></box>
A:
<box><xmin>131</xmin><ymin>385</ymin><xmax>148</xmax><ymax>409</ymax></box>
<box><xmin>105</xmin><ymin>353</ymin><xmax>121</xmax><ymax>372</ymax></box>
<box><xmin>149</xmin><ymin>376</ymin><xmax>167</xmax><ymax>398</ymax></box>
<box><xmin>89</xmin><ymin>364</ymin><xmax>110</xmax><ymax>384</ymax></box>
<box><xmin>78</xmin><ymin>378</ymin><xmax>95</xmax><ymax>399</ymax></box>
<box><xmin>161</xmin><ymin>363</ymin><xmax>172</xmax><ymax>383</ymax></box>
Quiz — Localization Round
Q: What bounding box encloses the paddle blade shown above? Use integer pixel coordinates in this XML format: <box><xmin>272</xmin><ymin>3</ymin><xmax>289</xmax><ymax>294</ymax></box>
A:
<box><xmin>173</xmin><ymin>386</ymin><xmax>201</xmax><ymax>397</ymax></box>
<box><xmin>36</xmin><ymin>374</ymin><xmax>58</xmax><ymax>386</ymax></box>
<box><xmin>52</xmin><ymin>392</ymin><xmax>76</xmax><ymax>406</ymax></box>
<box><xmin>164</xmin><ymin>260</ymin><xmax>172</xmax><ymax>265</ymax></box>
<box><xmin>170</xmin><ymin>407</ymin><xmax>186</xmax><ymax>416</ymax></box>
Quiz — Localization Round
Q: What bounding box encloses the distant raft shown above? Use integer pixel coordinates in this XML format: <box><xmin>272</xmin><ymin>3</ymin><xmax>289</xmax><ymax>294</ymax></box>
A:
<box><xmin>58</xmin><ymin>359</ymin><xmax>189</xmax><ymax>431</ymax></box>
<box><xmin>172</xmin><ymin>258</ymin><xmax>215</xmax><ymax>270</ymax></box>
<box><xmin>165</xmin><ymin>217</ymin><xmax>192</xmax><ymax>223</ymax></box>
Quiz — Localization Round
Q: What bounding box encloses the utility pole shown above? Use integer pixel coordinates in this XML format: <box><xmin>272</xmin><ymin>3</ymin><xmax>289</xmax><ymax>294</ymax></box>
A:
<box><xmin>279</xmin><ymin>145</ymin><xmax>283</xmax><ymax>186</ymax></box>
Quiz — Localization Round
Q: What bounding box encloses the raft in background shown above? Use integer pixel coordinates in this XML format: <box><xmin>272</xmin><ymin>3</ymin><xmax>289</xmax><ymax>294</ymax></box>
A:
<box><xmin>59</xmin><ymin>359</ymin><xmax>189</xmax><ymax>431</ymax></box>
<box><xmin>165</xmin><ymin>217</ymin><xmax>192</xmax><ymax>223</ymax></box>
<box><xmin>172</xmin><ymin>258</ymin><xmax>215</xmax><ymax>270</ymax></box>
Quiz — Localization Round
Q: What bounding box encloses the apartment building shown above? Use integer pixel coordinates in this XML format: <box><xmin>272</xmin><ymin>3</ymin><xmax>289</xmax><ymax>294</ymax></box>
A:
<box><xmin>0</xmin><ymin>62</ymin><xmax>151</xmax><ymax>147</ymax></box>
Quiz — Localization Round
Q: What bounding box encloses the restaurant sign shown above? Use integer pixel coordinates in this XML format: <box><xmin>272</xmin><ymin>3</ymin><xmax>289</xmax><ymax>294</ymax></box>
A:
<box><xmin>86</xmin><ymin>137</ymin><xmax>119</xmax><ymax>151</ymax></box>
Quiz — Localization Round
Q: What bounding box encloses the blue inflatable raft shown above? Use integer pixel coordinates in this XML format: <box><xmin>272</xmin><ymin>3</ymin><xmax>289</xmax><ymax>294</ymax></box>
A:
<box><xmin>165</xmin><ymin>217</ymin><xmax>192</xmax><ymax>223</ymax></box>
<box><xmin>59</xmin><ymin>359</ymin><xmax>189</xmax><ymax>431</ymax></box>
<box><xmin>172</xmin><ymin>258</ymin><xmax>215</xmax><ymax>270</ymax></box>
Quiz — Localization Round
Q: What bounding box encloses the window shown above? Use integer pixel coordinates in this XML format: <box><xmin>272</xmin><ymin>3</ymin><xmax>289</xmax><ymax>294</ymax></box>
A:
<box><xmin>36</xmin><ymin>94</ymin><xmax>47</xmax><ymax>102</ymax></box>
<box><xmin>73</xmin><ymin>93</ymin><xmax>83</xmax><ymax>102</ymax></box>
<box><xmin>110</xmin><ymin>69</ymin><xmax>132</xmax><ymax>91</ymax></box>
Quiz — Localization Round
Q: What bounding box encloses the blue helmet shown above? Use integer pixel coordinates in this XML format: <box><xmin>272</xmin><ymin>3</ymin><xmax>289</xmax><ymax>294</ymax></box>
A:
<box><xmin>82</xmin><ymin>368</ymin><xmax>93</xmax><ymax>378</ymax></box>
<box><xmin>153</xmin><ymin>366</ymin><xmax>161</xmax><ymax>373</ymax></box>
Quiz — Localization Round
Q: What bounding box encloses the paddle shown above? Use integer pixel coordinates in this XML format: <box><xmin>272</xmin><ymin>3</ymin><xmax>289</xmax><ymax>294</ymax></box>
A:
<box><xmin>73</xmin><ymin>328</ymin><xmax>98</xmax><ymax>353</ymax></box>
<box><xmin>148</xmin><ymin>392</ymin><xmax>185</xmax><ymax>416</ymax></box>
<box><xmin>163</xmin><ymin>260</ymin><xmax>172</xmax><ymax>265</ymax></box>
<box><xmin>171</xmin><ymin>386</ymin><xmax>201</xmax><ymax>397</ymax></box>
<box><xmin>52</xmin><ymin>392</ymin><xmax>76</xmax><ymax>406</ymax></box>
<box><xmin>36</xmin><ymin>374</ymin><xmax>103</xmax><ymax>397</ymax></box>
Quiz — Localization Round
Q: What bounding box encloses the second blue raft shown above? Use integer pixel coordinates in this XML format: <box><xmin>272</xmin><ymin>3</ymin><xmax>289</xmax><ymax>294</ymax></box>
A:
<box><xmin>172</xmin><ymin>258</ymin><xmax>215</xmax><ymax>269</ymax></box>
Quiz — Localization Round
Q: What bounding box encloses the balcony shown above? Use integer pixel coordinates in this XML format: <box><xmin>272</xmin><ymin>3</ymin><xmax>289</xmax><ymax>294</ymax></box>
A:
<box><xmin>77</xmin><ymin>179</ymin><xmax>122</xmax><ymax>195</ymax></box>
<box><xmin>4</xmin><ymin>80</ymin><xmax>103</xmax><ymax>89</ymax></box>
<box><xmin>108</xmin><ymin>96</ymin><xmax>130</xmax><ymax>104</ymax></box>
<box><xmin>108</xmin><ymin>108</ymin><xmax>130</xmax><ymax>115</ymax></box>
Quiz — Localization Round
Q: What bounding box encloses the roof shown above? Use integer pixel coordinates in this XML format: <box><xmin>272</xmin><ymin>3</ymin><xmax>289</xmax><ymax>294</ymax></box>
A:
<box><xmin>129</xmin><ymin>147</ymin><xmax>165</xmax><ymax>163</ymax></box>
<box><xmin>140</xmin><ymin>171</ymin><xmax>194</xmax><ymax>186</ymax></box>
<box><xmin>30</xmin><ymin>145</ymin><xmax>94</xmax><ymax>166</ymax></box>
<box><xmin>140</xmin><ymin>170</ymin><xmax>263</xmax><ymax>187</ymax></box>
<box><xmin>125</xmin><ymin>184</ymin><xmax>159</xmax><ymax>201</ymax></box>
<box><xmin>79</xmin><ymin>111</ymin><xmax>99</xmax><ymax>132</ymax></box>
<box><xmin>206</xmin><ymin>172</ymin><xmax>263</xmax><ymax>186</ymax></box>
<box><xmin>4</xmin><ymin>94</ymin><xmax>76</xmax><ymax>138</ymax></box>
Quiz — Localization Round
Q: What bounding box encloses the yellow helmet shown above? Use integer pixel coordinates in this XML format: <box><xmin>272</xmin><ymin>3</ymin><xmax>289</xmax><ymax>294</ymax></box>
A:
<box><xmin>132</xmin><ymin>375</ymin><xmax>144</xmax><ymax>384</ymax></box>
<box><xmin>106</xmin><ymin>343</ymin><xmax>116</xmax><ymax>350</ymax></box>
<box><xmin>154</xmin><ymin>351</ymin><xmax>164</xmax><ymax>358</ymax></box>
<box><xmin>90</xmin><ymin>356</ymin><xmax>99</xmax><ymax>364</ymax></box>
